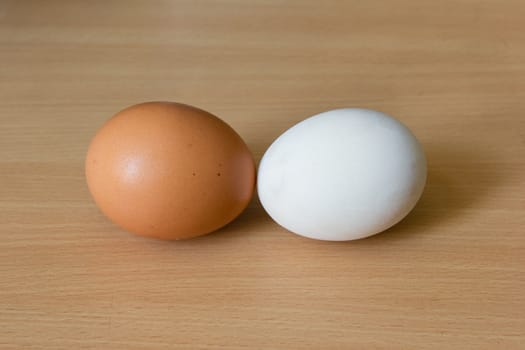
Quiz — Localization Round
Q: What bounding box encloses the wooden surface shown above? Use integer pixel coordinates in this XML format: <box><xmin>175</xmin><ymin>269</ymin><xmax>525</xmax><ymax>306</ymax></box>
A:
<box><xmin>1</xmin><ymin>1</ymin><xmax>524</xmax><ymax>348</ymax></box>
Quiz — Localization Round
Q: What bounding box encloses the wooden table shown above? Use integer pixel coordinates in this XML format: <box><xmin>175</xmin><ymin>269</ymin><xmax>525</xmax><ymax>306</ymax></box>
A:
<box><xmin>1</xmin><ymin>1</ymin><xmax>524</xmax><ymax>348</ymax></box>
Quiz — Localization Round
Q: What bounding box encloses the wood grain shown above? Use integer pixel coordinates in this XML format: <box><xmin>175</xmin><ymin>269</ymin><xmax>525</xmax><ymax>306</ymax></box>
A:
<box><xmin>1</xmin><ymin>1</ymin><xmax>524</xmax><ymax>349</ymax></box>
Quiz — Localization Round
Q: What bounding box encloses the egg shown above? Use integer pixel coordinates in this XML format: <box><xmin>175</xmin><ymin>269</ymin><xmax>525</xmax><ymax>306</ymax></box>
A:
<box><xmin>257</xmin><ymin>108</ymin><xmax>427</xmax><ymax>241</ymax></box>
<box><xmin>85</xmin><ymin>102</ymin><xmax>255</xmax><ymax>240</ymax></box>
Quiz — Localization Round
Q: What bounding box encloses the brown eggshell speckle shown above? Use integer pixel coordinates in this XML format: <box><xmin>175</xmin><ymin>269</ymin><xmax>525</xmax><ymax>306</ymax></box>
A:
<box><xmin>85</xmin><ymin>102</ymin><xmax>255</xmax><ymax>240</ymax></box>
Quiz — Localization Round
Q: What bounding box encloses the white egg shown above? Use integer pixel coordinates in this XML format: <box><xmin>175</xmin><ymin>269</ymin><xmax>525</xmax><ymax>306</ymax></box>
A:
<box><xmin>257</xmin><ymin>108</ymin><xmax>427</xmax><ymax>241</ymax></box>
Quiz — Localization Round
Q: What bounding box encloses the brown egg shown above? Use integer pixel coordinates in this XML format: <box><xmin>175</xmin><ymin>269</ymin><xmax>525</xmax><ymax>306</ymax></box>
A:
<box><xmin>85</xmin><ymin>102</ymin><xmax>255</xmax><ymax>240</ymax></box>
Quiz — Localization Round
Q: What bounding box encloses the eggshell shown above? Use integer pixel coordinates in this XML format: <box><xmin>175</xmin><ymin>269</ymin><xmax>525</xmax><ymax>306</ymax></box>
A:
<box><xmin>86</xmin><ymin>102</ymin><xmax>255</xmax><ymax>240</ymax></box>
<box><xmin>257</xmin><ymin>108</ymin><xmax>427</xmax><ymax>241</ymax></box>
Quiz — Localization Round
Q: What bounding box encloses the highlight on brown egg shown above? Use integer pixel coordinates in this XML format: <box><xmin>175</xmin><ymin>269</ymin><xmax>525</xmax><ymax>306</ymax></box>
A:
<box><xmin>85</xmin><ymin>102</ymin><xmax>256</xmax><ymax>240</ymax></box>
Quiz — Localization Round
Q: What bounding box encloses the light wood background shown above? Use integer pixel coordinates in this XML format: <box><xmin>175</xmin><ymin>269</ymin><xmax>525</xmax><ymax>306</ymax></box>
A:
<box><xmin>1</xmin><ymin>1</ymin><xmax>524</xmax><ymax>349</ymax></box>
